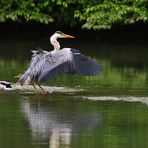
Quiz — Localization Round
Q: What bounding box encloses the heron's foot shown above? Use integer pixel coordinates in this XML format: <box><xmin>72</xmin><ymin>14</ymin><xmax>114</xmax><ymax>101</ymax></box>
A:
<box><xmin>37</xmin><ymin>84</ymin><xmax>48</xmax><ymax>95</ymax></box>
<box><xmin>31</xmin><ymin>83</ymin><xmax>48</xmax><ymax>95</ymax></box>
<box><xmin>36</xmin><ymin>90</ymin><xmax>48</xmax><ymax>95</ymax></box>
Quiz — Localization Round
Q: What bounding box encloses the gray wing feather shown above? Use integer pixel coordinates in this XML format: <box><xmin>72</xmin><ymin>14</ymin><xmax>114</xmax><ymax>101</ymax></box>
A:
<box><xmin>73</xmin><ymin>53</ymin><xmax>101</xmax><ymax>75</ymax></box>
<box><xmin>38</xmin><ymin>49</ymin><xmax>73</xmax><ymax>82</ymax></box>
<box><xmin>38</xmin><ymin>48</ymin><xmax>101</xmax><ymax>83</ymax></box>
<box><xmin>70</xmin><ymin>48</ymin><xmax>101</xmax><ymax>75</ymax></box>
<box><xmin>18</xmin><ymin>50</ymin><xmax>47</xmax><ymax>85</ymax></box>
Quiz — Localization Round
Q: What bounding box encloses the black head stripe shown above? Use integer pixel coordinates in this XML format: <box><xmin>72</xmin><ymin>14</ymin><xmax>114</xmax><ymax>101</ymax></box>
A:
<box><xmin>55</xmin><ymin>31</ymin><xmax>64</xmax><ymax>35</ymax></box>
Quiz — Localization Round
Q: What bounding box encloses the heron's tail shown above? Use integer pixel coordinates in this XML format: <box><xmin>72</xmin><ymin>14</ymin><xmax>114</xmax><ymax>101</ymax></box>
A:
<box><xmin>17</xmin><ymin>74</ymin><xmax>31</xmax><ymax>85</ymax></box>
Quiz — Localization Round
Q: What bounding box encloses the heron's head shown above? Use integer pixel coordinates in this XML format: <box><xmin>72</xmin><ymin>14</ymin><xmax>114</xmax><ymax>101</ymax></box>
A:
<box><xmin>52</xmin><ymin>31</ymin><xmax>75</xmax><ymax>39</ymax></box>
<box><xmin>50</xmin><ymin>31</ymin><xmax>75</xmax><ymax>50</ymax></box>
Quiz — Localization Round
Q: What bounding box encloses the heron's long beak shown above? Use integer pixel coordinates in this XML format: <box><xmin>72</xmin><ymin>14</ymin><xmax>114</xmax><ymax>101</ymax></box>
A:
<box><xmin>63</xmin><ymin>34</ymin><xmax>75</xmax><ymax>38</ymax></box>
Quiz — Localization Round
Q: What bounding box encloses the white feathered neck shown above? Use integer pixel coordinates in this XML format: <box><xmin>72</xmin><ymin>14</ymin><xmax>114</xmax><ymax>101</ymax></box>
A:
<box><xmin>50</xmin><ymin>33</ymin><xmax>61</xmax><ymax>51</ymax></box>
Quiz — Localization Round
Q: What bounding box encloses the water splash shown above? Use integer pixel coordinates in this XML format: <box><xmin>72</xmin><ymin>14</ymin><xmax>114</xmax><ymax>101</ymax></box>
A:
<box><xmin>0</xmin><ymin>83</ymin><xmax>82</xmax><ymax>94</ymax></box>
<box><xmin>82</xmin><ymin>96</ymin><xmax>148</xmax><ymax>106</ymax></box>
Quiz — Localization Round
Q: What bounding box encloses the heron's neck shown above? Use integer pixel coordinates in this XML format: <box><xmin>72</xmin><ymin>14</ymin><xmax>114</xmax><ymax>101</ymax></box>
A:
<box><xmin>50</xmin><ymin>36</ymin><xmax>61</xmax><ymax>51</ymax></box>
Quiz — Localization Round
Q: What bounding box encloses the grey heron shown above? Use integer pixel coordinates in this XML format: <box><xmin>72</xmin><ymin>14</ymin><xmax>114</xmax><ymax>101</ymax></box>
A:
<box><xmin>18</xmin><ymin>31</ymin><xmax>101</xmax><ymax>93</ymax></box>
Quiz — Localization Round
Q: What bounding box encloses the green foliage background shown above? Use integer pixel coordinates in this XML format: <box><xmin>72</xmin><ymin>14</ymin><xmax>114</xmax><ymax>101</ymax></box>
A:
<box><xmin>0</xmin><ymin>0</ymin><xmax>148</xmax><ymax>29</ymax></box>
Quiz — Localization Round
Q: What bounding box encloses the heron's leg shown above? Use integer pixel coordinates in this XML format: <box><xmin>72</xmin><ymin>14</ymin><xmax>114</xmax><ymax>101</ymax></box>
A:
<box><xmin>38</xmin><ymin>84</ymin><xmax>44</xmax><ymax>91</ymax></box>
<box><xmin>30</xmin><ymin>81</ymin><xmax>39</xmax><ymax>92</ymax></box>
<box><xmin>32</xmin><ymin>84</ymin><xmax>38</xmax><ymax>91</ymax></box>
<box><xmin>38</xmin><ymin>83</ymin><xmax>48</xmax><ymax>94</ymax></box>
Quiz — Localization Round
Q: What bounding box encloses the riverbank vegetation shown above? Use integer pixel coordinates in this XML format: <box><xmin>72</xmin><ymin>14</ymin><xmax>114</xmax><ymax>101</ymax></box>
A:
<box><xmin>0</xmin><ymin>0</ymin><xmax>148</xmax><ymax>30</ymax></box>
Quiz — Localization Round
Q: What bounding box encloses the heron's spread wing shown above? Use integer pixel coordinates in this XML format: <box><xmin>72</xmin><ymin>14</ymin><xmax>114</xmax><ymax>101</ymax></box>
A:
<box><xmin>71</xmin><ymin>49</ymin><xmax>101</xmax><ymax>76</ymax></box>
<box><xmin>18</xmin><ymin>50</ymin><xmax>48</xmax><ymax>84</ymax></box>
<box><xmin>38</xmin><ymin>48</ymin><xmax>101</xmax><ymax>82</ymax></box>
<box><xmin>19</xmin><ymin>48</ymin><xmax>101</xmax><ymax>84</ymax></box>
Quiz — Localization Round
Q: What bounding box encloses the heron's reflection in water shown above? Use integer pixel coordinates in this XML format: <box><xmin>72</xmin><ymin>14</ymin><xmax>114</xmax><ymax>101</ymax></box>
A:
<box><xmin>20</xmin><ymin>98</ymin><xmax>101</xmax><ymax>148</ymax></box>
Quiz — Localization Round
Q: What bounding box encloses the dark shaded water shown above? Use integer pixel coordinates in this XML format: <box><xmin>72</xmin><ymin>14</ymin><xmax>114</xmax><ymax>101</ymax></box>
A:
<box><xmin>0</xmin><ymin>33</ymin><xmax>148</xmax><ymax>147</ymax></box>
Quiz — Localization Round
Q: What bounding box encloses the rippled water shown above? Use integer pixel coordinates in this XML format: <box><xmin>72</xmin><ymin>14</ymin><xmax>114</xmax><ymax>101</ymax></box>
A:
<box><xmin>0</xmin><ymin>93</ymin><xmax>148</xmax><ymax>148</ymax></box>
<box><xmin>0</xmin><ymin>33</ymin><xmax>148</xmax><ymax>147</ymax></box>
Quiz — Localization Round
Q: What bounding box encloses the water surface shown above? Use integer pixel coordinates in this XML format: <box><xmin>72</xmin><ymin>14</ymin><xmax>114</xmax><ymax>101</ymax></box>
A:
<box><xmin>0</xmin><ymin>35</ymin><xmax>148</xmax><ymax>147</ymax></box>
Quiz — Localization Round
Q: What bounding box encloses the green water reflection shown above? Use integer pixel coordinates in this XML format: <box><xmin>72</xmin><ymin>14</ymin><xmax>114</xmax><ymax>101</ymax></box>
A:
<box><xmin>0</xmin><ymin>39</ymin><xmax>148</xmax><ymax>147</ymax></box>
<box><xmin>0</xmin><ymin>93</ymin><xmax>148</xmax><ymax>148</ymax></box>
